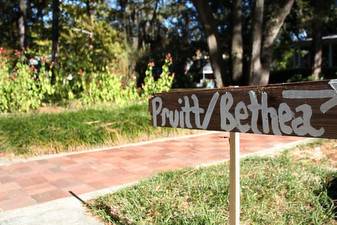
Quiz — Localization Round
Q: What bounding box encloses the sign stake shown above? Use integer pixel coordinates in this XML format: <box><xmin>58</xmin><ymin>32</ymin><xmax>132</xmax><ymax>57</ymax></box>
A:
<box><xmin>229</xmin><ymin>132</ymin><xmax>240</xmax><ymax>225</ymax></box>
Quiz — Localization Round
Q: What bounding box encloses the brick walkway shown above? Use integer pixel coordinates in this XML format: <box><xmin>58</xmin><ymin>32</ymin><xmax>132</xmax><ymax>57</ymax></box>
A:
<box><xmin>0</xmin><ymin>133</ymin><xmax>303</xmax><ymax>211</ymax></box>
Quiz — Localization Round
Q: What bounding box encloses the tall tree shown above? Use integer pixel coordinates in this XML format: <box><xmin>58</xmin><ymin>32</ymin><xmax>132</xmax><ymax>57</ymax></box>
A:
<box><xmin>311</xmin><ymin>0</ymin><xmax>322</xmax><ymax>80</ymax></box>
<box><xmin>250</xmin><ymin>0</ymin><xmax>264</xmax><ymax>85</ymax></box>
<box><xmin>310</xmin><ymin>0</ymin><xmax>334</xmax><ymax>80</ymax></box>
<box><xmin>231</xmin><ymin>0</ymin><xmax>243</xmax><ymax>84</ymax></box>
<box><xmin>51</xmin><ymin>0</ymin><xmax>60</xmax><ymax>63</ymax></box>
<box><xmin>250</xmin><ymin>0</ymin><xmax>295</xmax><ymax>85</ymax></box>
<box><xmin>86</xmin><ymin>0</ymin><xmax>94</xmax><ymax>49</ymax></box>
<box><xmin>192</xmin><ymin>0</ymin><xmax>226</xmax><ymax>88</ymax></box>
<box><xmin>260</xmin><ymin>0</ymin><xmax>295</xmax><ymax>84</ymax></box>
<box><xmin>18</xmin><ymin>0</ymin><xmax>27</xmax><ymax>49</ymax></box>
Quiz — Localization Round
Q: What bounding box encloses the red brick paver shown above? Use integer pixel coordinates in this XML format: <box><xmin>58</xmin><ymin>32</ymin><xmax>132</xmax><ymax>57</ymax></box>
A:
<box><xmin>0</xmin><ymin>133</ymin><xmax>303</xmax><ymax>211</ymax></box>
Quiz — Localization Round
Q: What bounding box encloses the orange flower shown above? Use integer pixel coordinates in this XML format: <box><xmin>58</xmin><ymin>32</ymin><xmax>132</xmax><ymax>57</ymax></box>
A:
<box><xmin>14</xmin><ymin>50</ymin><xmax>22</xmax><ymax>57</ymax></box>
<box><xmin>165</xmin><ymin>53</ymin><xmax>173</xmax><ymax>63</ymax></box>
<box><xmin>148</xmin><ymin>61</ymin><xmax>155</xmax><ymax>67</ymax></box>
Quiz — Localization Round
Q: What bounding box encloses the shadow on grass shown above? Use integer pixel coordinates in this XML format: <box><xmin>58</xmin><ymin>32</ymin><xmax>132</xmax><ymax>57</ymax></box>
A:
<box><xmin>327</xmin><ymin>177</ymin><xmax>337</xmax><ymax>219</ymax></box>
<box><xmin>90</xmin><ymin>202</ymin><xmax>134</xmax><ymax>225</ymax></box>
<box><xmin>69</xmin><ymin>191</ymin><xmax>133</xmax><ymax>225</ymax></box>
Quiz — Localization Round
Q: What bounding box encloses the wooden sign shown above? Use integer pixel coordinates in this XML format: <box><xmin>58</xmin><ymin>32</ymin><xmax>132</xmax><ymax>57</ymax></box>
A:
<box><xmin>149</xmin><ymin>80</ymin><xmax>337</xmax><ymax>139</ymax></box>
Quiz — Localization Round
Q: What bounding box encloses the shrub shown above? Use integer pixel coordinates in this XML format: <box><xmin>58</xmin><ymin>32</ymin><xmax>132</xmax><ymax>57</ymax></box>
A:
<box><xmin>0</xmin><ymin>52</ymin><xmax>54</xmax><ymax>112</ymax></box>
<box><xmin>142</xmin><ymin>53</ymin><xmax>174</xmax><ymax>97</ymax></box>
<box><xmin>80</xmin><ymin>73</ymin><xmax>139</xmax><ymax>105</ymax></box>
<box><xmin>0</xmin><ymin>48</ymin><xmax>175</xmax><ymax>113</ymax></box>
<box><xmin>59</xmin><ymin>16</ymin><xmax>128</xmax><ymax>76</ymax></box>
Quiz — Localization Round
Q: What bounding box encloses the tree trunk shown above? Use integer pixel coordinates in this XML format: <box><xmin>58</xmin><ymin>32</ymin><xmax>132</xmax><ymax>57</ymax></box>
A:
<box><xmin>231</xmin><ymin>0</ymin><xmax>243</xmax><ymax>84</ymax></box>
<box><xmin>250</xmin><ymin>0</ymin><xmax>294</xmax><ymax>85</ymax></box>
<box><xmin>192</xmin><ymin>0</ymin><xmax>226</xmax><ymax>88</ymax></box>
<box><xmin>26</xmin><ymin>0</ymin><xmax>32</xmax><ymax>27</ymax></box>
<box><xmin>86</xmin><ymin>0</ymin><xmax>94</xmax><ymax>49</ymax></box>
<box><xmin>311</xmin><ymin>1</ymin><xmax>323</xmax><ymax>80</ymax></box>
<box><xmin>51</xmin><ymin>0</ymin><xmax>60</xmax><ymax>64</ymax></box>
<box><xmin>250</xmin><ymin>0</ymin><xmax>264</xmax><ymax>85</ymax></box>
<box><xmin>86</xmin><ymin>0</ymin><xmax>94</xmax><ymax>18</ymax></box>
<box><xmin>18</xmin><ymin>0</ymin><xmax>27</xmax><ymax>49</ymax></box>
<box><xmin>259</xmin><ymin>0</ymin><xmax>295</xmax><ymax>85</ymax></box>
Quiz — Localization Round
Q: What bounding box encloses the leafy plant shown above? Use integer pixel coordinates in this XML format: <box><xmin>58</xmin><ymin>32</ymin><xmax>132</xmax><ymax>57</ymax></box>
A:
<box><xmin>59</xmin><ymin>16</ymin><xmax>128</xmax><ymax>76</ymax></box>
<box><xmin>0</xmin><ymin>47</ymin><xmax>174</xmax><ymax>113</ymax></box>
<box><xmin>142</xmin><ymin>53</ymin><xmax>174</xmax><ymax>97</ymax></box>
<box><xmin>80</xmin><ymin>73</ymin><xmax>140</xmax><ymax>105</ymax></box>
<box><xmin>0</xmin><ymin>52</ymin><xmax>54</xmax><ymax>112</ymax></box>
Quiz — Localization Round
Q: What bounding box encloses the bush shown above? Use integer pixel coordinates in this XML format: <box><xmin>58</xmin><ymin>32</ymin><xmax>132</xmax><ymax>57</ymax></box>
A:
<box><xmin>0</xmin><ymin>52</ymin><xmax>54</xmax><ymax>112</ymax></box>
<box><xmin>81</xmin><ymin>73</ymin><xmax>140</xmax><ymax>105</ymax></box>
<box><xmin>59</xmin><ymin>16</ymin><xmax>128</xmax><ymax>76</ymax></box>
<box><xmin>142</xmin><ymin>53</ymin><xmax>174</xmax><ymax>97</ymax></box>
<box><xmin>0</xmin><ymin>48</ymin><xmax>175</xmax><ymax>113</ymax></box>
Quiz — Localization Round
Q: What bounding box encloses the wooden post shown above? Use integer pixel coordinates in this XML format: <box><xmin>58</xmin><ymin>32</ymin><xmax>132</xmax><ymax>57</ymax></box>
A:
<box><xmin>229</xmin><ymin>132</ymin><xmax>240</xmax><ymax>225</ymax></box>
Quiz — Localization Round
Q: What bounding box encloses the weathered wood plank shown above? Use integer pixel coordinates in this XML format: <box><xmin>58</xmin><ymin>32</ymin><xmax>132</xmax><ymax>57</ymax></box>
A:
<box><xmin>229</xmin><ymin>132</ymin><xmax>240</xmax><ymax>225</ymax></box>
<box><xmin>149</xmin><ymin>80</ymin><xmax>337</xmax><ymax>139</ymax></box>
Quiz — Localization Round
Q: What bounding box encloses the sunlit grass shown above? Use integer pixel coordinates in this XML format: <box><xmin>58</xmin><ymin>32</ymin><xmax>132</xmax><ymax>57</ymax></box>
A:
<box><xmin>0</xmin><ymin>103</ymin><xmax>193</xmax><ymax>156</ymax></box>
<box><xmin>90</xmin><ymin>152</ymin><xmax>337</xmax><ymax>225</ymax></box>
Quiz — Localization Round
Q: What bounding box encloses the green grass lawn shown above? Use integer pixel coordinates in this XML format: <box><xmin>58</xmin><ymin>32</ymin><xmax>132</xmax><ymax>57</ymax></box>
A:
<box><xmin>0</xmin><ymin>103</ymin><xmax>193</xmax><ymax>156</ymax></box>
<box><xmin>90</xmin><ymin>151</ymin><xmax>337</xmax><ymax>225</ymax></box>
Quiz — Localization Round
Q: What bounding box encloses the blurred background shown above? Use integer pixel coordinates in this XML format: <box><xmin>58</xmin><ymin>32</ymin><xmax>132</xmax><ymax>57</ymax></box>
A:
<box><xmin>0</xmin><ymin>0</ymin><xmax>337</xmax><ymax>112</ymax></box>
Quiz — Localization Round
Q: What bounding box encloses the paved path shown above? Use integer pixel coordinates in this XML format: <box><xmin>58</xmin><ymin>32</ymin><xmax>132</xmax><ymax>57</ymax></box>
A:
<box><xmin>0</xmin><ymin>132</ymin><xmax>304</xmax><ymax>212</ymax></box>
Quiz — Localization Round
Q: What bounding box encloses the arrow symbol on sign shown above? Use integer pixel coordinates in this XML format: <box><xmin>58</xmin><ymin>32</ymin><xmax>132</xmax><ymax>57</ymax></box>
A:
<box><xmin>282</xmin><ymin>79</ymin><xmax>337</xmax><ymax>113</ymax></box>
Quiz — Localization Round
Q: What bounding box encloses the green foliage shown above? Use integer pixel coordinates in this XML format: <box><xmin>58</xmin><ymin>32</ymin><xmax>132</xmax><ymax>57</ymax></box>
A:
<box><xmin>273</xmin><ymin>48</ymin><xmax>296</xmax><ymax>71</ymax></box>
<box><xmin>0</xmin><ymin>46</ymin><xmax>175</xmax><ymax>113</ymax></box>
<box><xmin>50</xmin><ymin>14</ymin><xmax>133</xmax><ymax>102</ymax></box>
<box><xmin>286</xmin><ymin>73</ymin><xmax>323</xmax><ymax>83</ymax></box>
<box><xmin>59</xmin><ymin>16</ymin><xmax>128</xmax><ymax>75</ymax></box>
<box><xmin>0</xmin><ymin>53</ymin><xmax>54</xmax><ymax>112</ymax></box>
<box><xmin>80</xmin><ymin>73</ymin><xmax>140</xmax><ymax>105</ymax></box>
<box><xmin>142</xmin><ymin>54</ymin><xmax>174</xmax><ymax>97</ymax></box>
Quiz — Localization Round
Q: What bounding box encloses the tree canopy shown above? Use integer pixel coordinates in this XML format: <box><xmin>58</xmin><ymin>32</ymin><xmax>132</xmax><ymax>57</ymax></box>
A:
<box><xmin>0</xmin><ymin>0</ymin><xmax>336</xmax><ymax>88</ymax></box>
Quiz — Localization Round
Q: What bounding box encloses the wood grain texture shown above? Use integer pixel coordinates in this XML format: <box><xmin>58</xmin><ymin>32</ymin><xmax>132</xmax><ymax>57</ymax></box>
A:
<box><xmin>149</xmin><ymin>80</ymin><xmax>337</xmax><ymax>139</ymax></box>
<box><xmin>229</xmin><ymin>132</ymin><xmax>240</xmax><ymax>225</ymax></box>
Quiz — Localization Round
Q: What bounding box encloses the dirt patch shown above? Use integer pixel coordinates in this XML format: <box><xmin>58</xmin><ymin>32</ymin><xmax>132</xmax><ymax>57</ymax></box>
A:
<box><xmin>291</xmin><ymin>139</ymin><xmax>337</xmax><ymax>168</ymax></box>
<box><xmin>36</xmin><ymin>105</ymin><xmax>65</xmax><ymax>113</ymax></box>
<box><xmin>320</xmin><ymin>140</ymin><xmax>337</xmax><ymax>167</ymax></box>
